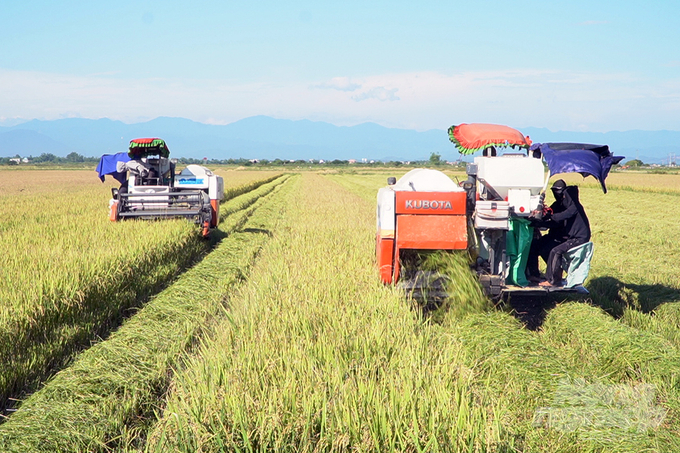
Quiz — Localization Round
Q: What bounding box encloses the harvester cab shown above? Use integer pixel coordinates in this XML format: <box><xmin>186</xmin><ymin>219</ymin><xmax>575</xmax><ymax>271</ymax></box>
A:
<box><xmin>96</xmin><ymin>138</ymin><xmax>224</xmax><ymax>237</ymax></box>
<box><xmin>377</xmin><ymin>123</ymin><xmax>624</xmax><ymax>300</ymax></box>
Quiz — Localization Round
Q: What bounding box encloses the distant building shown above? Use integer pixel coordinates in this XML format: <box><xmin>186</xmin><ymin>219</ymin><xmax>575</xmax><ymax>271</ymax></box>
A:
<box><xmin>9</xmin><ymin>158</ymin><xmax>21</xmax><ymax>164</ymax></box>
<box><xmin>348</xmin><ymin>159</ymin><xmax>356</xmax><ymax>164</ymax></box>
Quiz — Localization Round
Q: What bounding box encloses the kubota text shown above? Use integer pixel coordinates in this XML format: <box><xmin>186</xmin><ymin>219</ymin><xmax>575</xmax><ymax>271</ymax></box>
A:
<box><xmin>405</xmin><ymin>200</ymin><xmax>453</xmax><ymax>210</ymax></box>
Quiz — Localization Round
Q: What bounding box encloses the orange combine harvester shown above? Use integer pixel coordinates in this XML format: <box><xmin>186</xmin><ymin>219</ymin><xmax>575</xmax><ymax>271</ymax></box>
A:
<box><xmin>376</xmin><ymin>123</ymin><xmax>623</xmax><ymax>300</ymax></box>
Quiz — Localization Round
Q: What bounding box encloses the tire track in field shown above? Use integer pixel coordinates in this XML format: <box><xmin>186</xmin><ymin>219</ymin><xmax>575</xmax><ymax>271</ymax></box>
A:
<box><xmin>0</xmin><ymin>175</ymin><xmax>289</xmax><ymax>417</ymax></box>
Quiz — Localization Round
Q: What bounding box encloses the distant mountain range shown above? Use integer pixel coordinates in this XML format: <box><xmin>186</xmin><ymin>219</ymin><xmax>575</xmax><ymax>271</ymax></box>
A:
<box><xmin>1</xmin><ymin>116</ymin><xmax>678</xmax><ymax>164</ymax></box>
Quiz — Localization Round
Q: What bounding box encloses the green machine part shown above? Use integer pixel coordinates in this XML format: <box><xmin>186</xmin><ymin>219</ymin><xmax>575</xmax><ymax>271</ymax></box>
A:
<box><xmin>506</xmin><ymin>217</ymin><xmax>533</xmax><ymax>287</ymax></box>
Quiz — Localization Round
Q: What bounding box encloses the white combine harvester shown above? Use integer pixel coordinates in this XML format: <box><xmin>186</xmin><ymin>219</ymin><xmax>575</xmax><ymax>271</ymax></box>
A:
<box><xmin>97</xmin><ymin>138</ymin><xmax>224</xmax><ymax>237</ymax></box>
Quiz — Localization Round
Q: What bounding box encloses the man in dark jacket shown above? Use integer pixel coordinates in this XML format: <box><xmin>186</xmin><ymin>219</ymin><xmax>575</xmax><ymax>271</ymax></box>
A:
<box><xmin>526</xmin><ymin>179</ymin><xmax>591</xmax><ymax>286</ymax></box>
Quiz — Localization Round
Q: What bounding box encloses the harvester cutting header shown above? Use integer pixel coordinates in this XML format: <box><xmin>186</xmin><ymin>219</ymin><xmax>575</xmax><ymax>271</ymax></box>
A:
<box><xmin>376</xmin><ymin>123</ymin><xmax>623</xmax><ymax>299</ymax></box>
<box><xmin>96</xmin><ymin>138</ymin><xmax>224</xmax><ymax>237</ymax></box>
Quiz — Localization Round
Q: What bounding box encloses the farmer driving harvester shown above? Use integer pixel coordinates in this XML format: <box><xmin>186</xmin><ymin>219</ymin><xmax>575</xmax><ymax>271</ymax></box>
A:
<box><xmin>523</xmin><ymin>142</ymin><xmax>623</xmax><ymax>289</ymax></box>
<box><xmin>526</xmin><ymin>179</ymin><xmax>591</xmax><ymax>287</ymax></box>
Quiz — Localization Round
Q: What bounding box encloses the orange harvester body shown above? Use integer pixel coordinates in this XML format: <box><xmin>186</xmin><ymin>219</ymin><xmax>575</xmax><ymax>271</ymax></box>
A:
<box><xmin>376</xmin><ymin>170</ymin><xmax>469</xmax><ymax>284</ymax></box>
<box><xmin>380</xmin><ymin>124</ymin><xmax>609</xmax><ymax>300</ymax></box>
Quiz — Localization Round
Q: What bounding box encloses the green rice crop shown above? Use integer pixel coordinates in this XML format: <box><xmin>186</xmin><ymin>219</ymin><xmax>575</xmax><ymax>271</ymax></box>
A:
<box><xmin>622</xmin><ymin>303</ymin><xmax>680</xmax><ymax>347</ymax></box>
<box><xmin>137</xmin><ymin>171</ymin><xmax>676</xmax><ymax>452</ymax></box>
<box><xmin>220</xmin><ymin>173</ymin><xmax>282</xmax><ymax>200</ymax></box>
<box><xmin>146</xmin><ymin>173</ymin><xmax>510</xmax><ymax>452</ymax></box>
<box><xmin>450</xmin><ymin>304</ymin><xmax>680</xmax><ymax>452</ymax></box>
<box><xmin>1</xmin><ymin>170</ymin><xmax>679</xmax><ymax>452</ymax></box>
<box><xmin>0</xmin><ymin>173</ymin><xmax>294</xmax><ymax>452</ymax></box>
<box><xmin>213</xmin><ymin>169</ymin><xmax>282</xmax><ymax>189</ymax></box>
<box><xmin>559</xmin><ymin>172</ymin><xmax>680</xmax><ymax>196</ymax></box>
<box><xmin>581</xmin><ymin>187</ymin><xmax>680</xmax><ymax>316</ymax></box>
<box><xmin>0</xmin><ymin>168</ymin><xmax>285</xmax><ymax>411</ymax></box>
<box><xmin>535</xmin><ymin>303</ymin><xmax>680</xmax><ymax>451</ymax></box>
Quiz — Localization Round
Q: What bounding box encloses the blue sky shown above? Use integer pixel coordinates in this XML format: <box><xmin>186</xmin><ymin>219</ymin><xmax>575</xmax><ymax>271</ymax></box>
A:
<box><xmin>1</xmin><ymin>0</ymin><xmax>678</xmax><ymax>131</ymax></box>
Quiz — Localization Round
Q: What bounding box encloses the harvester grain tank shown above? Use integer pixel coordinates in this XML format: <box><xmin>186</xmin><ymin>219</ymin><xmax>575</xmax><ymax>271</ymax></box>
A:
<box><xmin>96</xmin><ymin>138</ymin><xmax>224</xmax><ymax>237</ymax></box>
<box><xmin>376</xmin><ymin>123</ymin><xmax>624</xmax><ymax>299</ymax></box>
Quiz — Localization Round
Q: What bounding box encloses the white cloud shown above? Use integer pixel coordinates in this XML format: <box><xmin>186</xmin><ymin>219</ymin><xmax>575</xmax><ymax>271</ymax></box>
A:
<box><xmin>314</xmin><ymin>76</ymin><xmax>361</xmax><ymax>92</ymax></box>
<box><xmin>352</xmin><ymin>86</ymin><xmax>400</xmax><ymax>102</ymax></box>
<box><xmin>0</xmin><ymin>68</ymin><xmax>678</xmax><ymax>132</ymax></box>
<box><xmin>315</xmin><ymin>77</ymin><xmax>399</xmax><ymax>101</ymax></box>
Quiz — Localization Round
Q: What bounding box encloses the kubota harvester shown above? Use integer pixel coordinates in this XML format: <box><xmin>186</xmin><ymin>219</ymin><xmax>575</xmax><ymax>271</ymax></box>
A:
<box><xmin>96</xmin><ymin>138</ymin><xmax>224</xmax><ymax>237</ymax></box>
<box><xmin>376</xmin><ymin>123</ymin><xmax>623</xmax><ymax>300</ymax></box>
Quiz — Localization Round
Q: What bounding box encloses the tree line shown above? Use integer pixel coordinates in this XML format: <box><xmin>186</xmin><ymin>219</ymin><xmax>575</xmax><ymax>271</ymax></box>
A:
<box><xmin>2</xmin><ymin>152</ymin><xmax>461</xmax><ymax>168</ymax></box>
<box><xmin>0</xmin><ymin>152</ymin><xmax>98</xmax><ymax>165</ymax></box>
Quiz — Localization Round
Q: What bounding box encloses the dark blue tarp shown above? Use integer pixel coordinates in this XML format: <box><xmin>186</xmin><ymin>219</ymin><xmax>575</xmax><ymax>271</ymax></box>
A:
<box><xmin>531</xmin><ymin>143</ymin><xmax>624</xmax><ymax>193</ymax></box>
<box><xmin>96</xmin><ymin>152</ymin><xmax>131</xmax><ymax>184</ymax></box>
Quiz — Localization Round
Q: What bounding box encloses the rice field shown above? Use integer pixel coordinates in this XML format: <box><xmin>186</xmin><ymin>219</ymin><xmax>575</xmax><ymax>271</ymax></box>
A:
<box><xmin>0</xmin><ymin>168</ymin><xmax>283</xmax><ymax>410</ymax></box>
<box><xmin>0</xmin><ymin>167</ymin><xmax>679</xmax><ymax>452</ymax></box>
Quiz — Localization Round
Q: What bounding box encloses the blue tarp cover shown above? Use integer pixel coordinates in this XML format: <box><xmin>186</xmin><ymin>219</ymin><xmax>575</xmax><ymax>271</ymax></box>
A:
<box><xmin>531</xmin><ymin>143</ymin><xmax>624</xmax><ymax>193</ymax></box>
<box><xmin>96</xmin><ymin>152</ymin><xmax>131</xmax><ymax>184</ymax></box>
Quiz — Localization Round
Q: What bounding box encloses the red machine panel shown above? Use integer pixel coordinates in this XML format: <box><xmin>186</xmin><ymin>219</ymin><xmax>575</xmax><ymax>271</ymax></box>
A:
<box><xmin>210</xmin><ymin>199</ymin><xmax>220</xmax><ymax>227</ymax></box>
<box><xmin>395</xmin><ymin>191</ymin><xmax>466</xmax><ymax>215</ymax></box>
<box><xmin>395</xmin><ymin>215</ymin><xmax>468</xmax><ymax>250</ymax></box>
<box><xmin>376</xmin><ymin>235</ymin><xmax>395</xmax><ymax>284</ymax></box>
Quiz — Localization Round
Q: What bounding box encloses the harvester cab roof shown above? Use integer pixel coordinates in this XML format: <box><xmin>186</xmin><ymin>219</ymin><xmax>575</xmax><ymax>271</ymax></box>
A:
<box><xmin>96</xmin><ymin>138</ymin><xmax>224</xmax><ymax>238</ymax></box>
<box><xmin>376</xmin><ymin>123</ymin><xmax>624</xmax><ymax>301</ymax></box>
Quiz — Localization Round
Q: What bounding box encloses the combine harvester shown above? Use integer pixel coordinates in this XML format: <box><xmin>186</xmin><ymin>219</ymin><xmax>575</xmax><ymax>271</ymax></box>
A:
<box><xmin>376</xmin><ymin>123</ymin><xmax>623</xmax><ymax>301</ymax></box>
<box><xmin>97</xmin><ymin>138</ymin><xmax>224</xmax><ymax>237</ymax></box>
